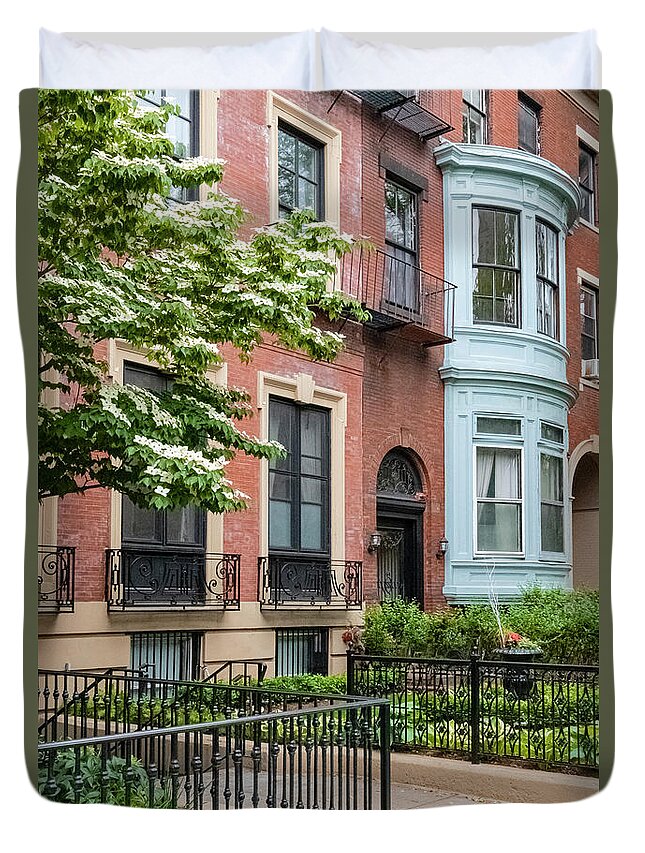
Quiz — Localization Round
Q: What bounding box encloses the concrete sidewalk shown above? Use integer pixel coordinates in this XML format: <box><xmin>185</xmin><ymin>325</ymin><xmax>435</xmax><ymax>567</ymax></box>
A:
<box><xmin>385</xmin><ymin>752</ymin><xmax>599</xmax><ymax>808</ymax></box>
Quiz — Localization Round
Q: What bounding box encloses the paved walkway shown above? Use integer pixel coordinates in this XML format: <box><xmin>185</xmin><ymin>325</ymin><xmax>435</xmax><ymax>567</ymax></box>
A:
<box><xmin>390</xmin><ymin>779</ymin><xmax>497</xmax><ymax>809</ymax></box>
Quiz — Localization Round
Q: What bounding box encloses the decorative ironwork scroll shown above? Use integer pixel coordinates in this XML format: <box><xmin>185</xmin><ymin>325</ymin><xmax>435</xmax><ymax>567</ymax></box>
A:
<box><xmin>376</xmin><ymin>452</ymin><xmax>421</xmax><ymax>496</ymax></box>
<box><xmin>259</xmin><ymin>556</ymin><xmax>362</xmax><ymax>609</ymax></box>
<box><xmin>38</xmin><ymin>545</ymin><xmax>75</xmax><ymax>613</ymax></box>
<box><xmin>106</xmin><ymin>549</ymin><xmax>240</xmax><ymax>611</ymax></box>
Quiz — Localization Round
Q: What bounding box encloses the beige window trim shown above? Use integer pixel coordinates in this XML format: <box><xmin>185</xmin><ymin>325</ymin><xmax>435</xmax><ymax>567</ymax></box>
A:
<box><xmin>199</xmin><ymin>90</ymin><xmax>219</xmax><ymax>202</ymax></box>
<box><xmin>576</xmin><ymin>125</ymin><xmax>599</xmax><ymax>154</ymax></box>
<box><xmin>267</xmin><ymin>91</ymin><xmax>342</xmax><ymax>227</ymax></box>
<box><xmin>108</xmin><ymin>340</ymin><xmax>226</xmax><ymax>554</ymax></box>
<box><xmin>257</xmin><ymin>371</ymin><xmax>347</xmax><ymax>561</ymax></box>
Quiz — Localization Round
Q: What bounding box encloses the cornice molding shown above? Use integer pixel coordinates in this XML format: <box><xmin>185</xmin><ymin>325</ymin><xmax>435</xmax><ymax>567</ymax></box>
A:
<box><xmin>434</xmin><ymin>142</ymin><xmax>582</xmax><ymax>229</ymax></box>
<box><xmin>439</xmin><ymin>365</ymin><xmax>578</xmax><ymax>407</ymax></box>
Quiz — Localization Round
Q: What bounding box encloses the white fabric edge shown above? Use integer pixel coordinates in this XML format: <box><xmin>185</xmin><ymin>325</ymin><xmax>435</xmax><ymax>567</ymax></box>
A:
<box><xmin>320</xmin><ymin>29</ymin><xmax>601</xmax><ymax>90</ymax></box>
<box><xmin>39</xmin><ymin>28</ymin><xmax>316</xmax><ymax>89</ymax></box>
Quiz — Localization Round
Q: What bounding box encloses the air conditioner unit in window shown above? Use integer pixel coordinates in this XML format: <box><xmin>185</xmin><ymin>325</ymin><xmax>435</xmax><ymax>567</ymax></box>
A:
<box><xmin>582</xmin><ymin>358</ymin><xmax>600</xmax><ymax>378</ymax></box>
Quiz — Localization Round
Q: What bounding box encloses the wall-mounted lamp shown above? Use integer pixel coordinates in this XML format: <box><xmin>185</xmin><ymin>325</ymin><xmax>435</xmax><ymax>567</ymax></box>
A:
<box><xmin>367</xmin><ymin>532</ymin><xmax>382</xmax><ymax>553</ymax></box>
<box><xmin>436</xmin><ymin>536</ymin><xmax>449</xmax><ymax>559</ymax></box>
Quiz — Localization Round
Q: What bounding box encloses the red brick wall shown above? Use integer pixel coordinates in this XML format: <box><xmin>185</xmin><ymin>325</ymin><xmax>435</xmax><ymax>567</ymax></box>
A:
<box><xmin>53</xmin><ymin>90</ymin><xmax>599</xmax><ymax>612</ymax></box>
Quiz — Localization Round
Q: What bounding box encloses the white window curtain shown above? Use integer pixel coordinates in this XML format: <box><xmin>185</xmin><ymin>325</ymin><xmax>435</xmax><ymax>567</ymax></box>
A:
<box><xmin>477</xmin><ymin>448</ymin><xmax>521</xmax><ymax>552</ymax></box>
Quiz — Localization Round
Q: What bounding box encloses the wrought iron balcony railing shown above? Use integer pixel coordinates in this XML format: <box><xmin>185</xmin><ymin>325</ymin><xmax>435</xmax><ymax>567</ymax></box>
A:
<box><xmin>38</xmin><ymin>545</ymin><xmax>75</xmax><ymax>613</ymax></box>
<box><xmin>106</xmin><ymin>549</ymin><xmax>240</xmax><ymax>611</ymax></box>
<box><xmin>334</xmin><ymin>247</ymin><xmax>456</xmax><ymax>347</ymax></box>
<box><xmin>258</xmin><ymin>555</ymin><xmax>362</xmax><ymax>610</ymax></box>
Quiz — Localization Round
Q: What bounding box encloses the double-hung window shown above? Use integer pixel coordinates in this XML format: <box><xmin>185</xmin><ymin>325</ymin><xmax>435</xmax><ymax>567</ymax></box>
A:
<box><xmin>268</xmin><ymin>398</ymin><xmax>330</xmax><ymax>554</ymax></box>
<box><xmin>277</xmin><ymin>123</ymin><xmax>324</xmax><ymax>220</ymax></box>
<box><xmin>579</xmin><ymin>144</ymin><xmax>596</xmax><ymax>226</ymax></box>
<box><xmin>462</xmin><ymin>90</ymin><xmax>487</xmax><ymax>144</ymax></box>
<box><xmin>475</xmin><ymin>417</ymin><xmax>523</xmax><ymax>554</ymax></box>
<box><xmin>539</xmin><ymin>423</ymin><xmax>565</xmax><ymax>555</ymax></box>
<box><xmin>475</xmin><ymin>447</ymin><xmax>523</xmax><ymax>554</ymax></box>
<box><xmin>580</xmin><ymin>285</ymin><xmax>599</xmax><ymax>366</ymax></box>
<box><xmin>518</xmin><ymin>93</ymin><xmax>540</xmax><ymax>154</ymax></box>
<box><xmin>384</xmin><ymin>178</ymin><xmax>420</xmax><ymax>313</ymax></box>
<box><xmin>472</xmin><ymin>207</ymin><xmax>520</xmax><ymax>326</ymax></box>
<box><xmin>137</xmin><ymin>90</ymin><xmax>200</xmax><ymax>202</ymax></box>
<box><xmin>536</xmin><ymin>220</ymin><xmax>560</xmax><ymax>339</ymax></box>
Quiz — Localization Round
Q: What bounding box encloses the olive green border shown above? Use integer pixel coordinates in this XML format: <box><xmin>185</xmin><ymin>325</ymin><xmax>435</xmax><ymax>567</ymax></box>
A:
<box><xmin>19</xmin><ymin>88</ymin><xmax>38</xmax><ymax>787</ymax></box>
<box><xmin>20</xmin><ymin>88</ymin><xmax>615</xmax><ymax>790</ymax></box>
<box><xmin>597</xmin><ymin>90</ymin><xmax>614</xmax><ymax>789</ymax></box>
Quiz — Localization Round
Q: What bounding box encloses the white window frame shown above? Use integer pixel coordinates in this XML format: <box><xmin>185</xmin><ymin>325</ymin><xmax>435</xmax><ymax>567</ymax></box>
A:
<box><xmin>474</xmin><ymin>414</ymin><xmax>523</xmax><ymax>438</ymax></box>
<box><xmin>538</xmin><ymin>421</ymin><xmax>567</xmax><ymax>560</ymax></box>
<box><xmin>473</xmin><ymin>442</ymin><xmax>525</xmax><ymax>559</ymax></box>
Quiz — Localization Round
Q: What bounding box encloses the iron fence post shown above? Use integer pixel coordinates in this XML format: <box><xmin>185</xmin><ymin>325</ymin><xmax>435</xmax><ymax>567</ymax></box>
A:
<box><xmin>470</xmin><ymin>646</ymin><xmax>480</xmax><ymax>765</ymax></box>
<box><xmin>346</xmin><ymin>650</ymin><xmax>355</xmax><ymax>695</ymax></box>
<box><xmin>379</xmin><ymin>701</ymin><xmax>391</xmax><ymax>810</ymax></box>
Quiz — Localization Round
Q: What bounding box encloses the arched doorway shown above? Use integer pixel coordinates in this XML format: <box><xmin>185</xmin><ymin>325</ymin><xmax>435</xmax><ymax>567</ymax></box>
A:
<box><xmin>571</xmin><ymin>450</ymin><xmax>599</xmax><ymax>589</ymax></box>
<box><xmin>376</xmin><ymin>449</ymin><xmax>425</xmax><ymax>605</ymax></box>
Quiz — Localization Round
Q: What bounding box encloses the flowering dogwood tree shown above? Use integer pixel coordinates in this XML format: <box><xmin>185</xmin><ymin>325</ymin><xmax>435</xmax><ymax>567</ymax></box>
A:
<box><xmin>38</xmin><ymin>90</ymin><xmax>365</xmax><ymax>512</ymax></box>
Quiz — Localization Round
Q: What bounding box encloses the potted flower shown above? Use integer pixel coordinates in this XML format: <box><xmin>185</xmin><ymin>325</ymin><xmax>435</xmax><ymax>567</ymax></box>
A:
<box><xmin>342</xmin><ymin>625</ymin><xmax>365</xmax><ymax>655</ymax></box>
<box><xmin>497</xmin><ymin>631</ymin><xmax>542</xmax><ymax>699</ymax></box>
<box><xmin>499</xmin><ymin>631</ymin><xmax>543</xmax><ymax>661</ymax></box>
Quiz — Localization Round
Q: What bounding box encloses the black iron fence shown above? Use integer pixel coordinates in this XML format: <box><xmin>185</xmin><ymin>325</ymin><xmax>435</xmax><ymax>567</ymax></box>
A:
<box><xmin>106</xmin><ymin>549</ymin><xmax>240</xmax><ymax>611</ymax></box>
<box><xmin>37</xmin><ymin>670</ymin><xmax>391</xmax><ymax>810</ymax></box>
<box><xmin>203</xmin><ymin>660</ymin><xmax>268</xmax><ymax>686</ymax></box>
<box><xmin>38</xmin><ymin>545</ymin><xmax>75</xmax><ymax>613</ymax></box>
<box><xmin>258</xmin><ymin>555</ymin><xmax>362</xmax><ymax>609</ymax></box>
<box><xmin>334</xmin><ymin>247</ymin><xmax>456</xmax><ymax>346</ymax></box>
<box><xmin>347</xmin><ymin>652</ymin><xmax>599</xmax><ymax>773</ymax></box>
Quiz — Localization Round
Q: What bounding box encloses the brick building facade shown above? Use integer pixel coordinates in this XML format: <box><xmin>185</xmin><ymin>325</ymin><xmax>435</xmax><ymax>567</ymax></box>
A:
<box><xmin>38</xmin><ymin>88</ymin><xmax>599</xmax><ymax>679</ymax></box>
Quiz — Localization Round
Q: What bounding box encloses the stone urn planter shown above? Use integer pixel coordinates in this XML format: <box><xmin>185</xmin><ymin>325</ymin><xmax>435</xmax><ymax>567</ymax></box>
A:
<box><xmin>496</xmin><ymin>647</ymin><xmax>543</xmax><ymax>699</ymax></box>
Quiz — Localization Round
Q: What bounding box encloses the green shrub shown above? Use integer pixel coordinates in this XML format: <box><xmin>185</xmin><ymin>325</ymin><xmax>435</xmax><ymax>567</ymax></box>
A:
<box><xmin>362</xmin><ymin>588</ymin><xmax>599</xmax><ymax>665</ymax></box>
<box><xmin>258</xmin><ymin>674</ymin><xmax>347</xmax><ymax>695</ymax></box>
<box><xmin>362</xmin><ymin>599</ymin><xmax>431</xmax><ymax>657</ymax></box>
<box><xmin>38</xmin><ymin>747</ymin><xmax>172</xmax><ymax>807</ymax></box>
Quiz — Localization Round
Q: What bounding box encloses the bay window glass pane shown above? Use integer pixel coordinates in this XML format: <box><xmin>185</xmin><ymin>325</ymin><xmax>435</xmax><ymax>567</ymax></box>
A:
<box><xmin>477</xmin><ymin>417</ymin><xmax>521</xmax><ymax>436</ymax></box>
<box><xmin>473</xmin><ymin>267</ymin><xmax>493</xmax><ymax>297</ymax></box>
<box><xmin>541</xmin><ymin>423</ymin><xmax>564</xmax><ymax>444</ymax></box>
<box><xmin>541</xmin><ymin>454</ymin><xmax>563</xmax><ymax>502</ymax></box>
<box><xmin>477</xmin><ymin>448</ymin><xmax>521</xmax><ymax>499</ymax></box>
<box><xmin>473</xmin><ymin>209</ymin><xmax>495</xmax><ymax>264</ymax></box>
<box><xmin>541</xmin><ymin>504</ymin><xmax>564</xmax><ymax>552</ymax></box>
<box><xmin>495</xmin><ymin>212</ymin><xmax>517</xmax><ymax>267</ymax></box>
<box><xmin>477</xmin><ymin>503</ymin><xmax>521</xmax><ymax>552</ymax></box>
<box><xmin>494</xmin><ymin>271</ymin><xmax>517</xmax><ymax>324</ymax></box>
